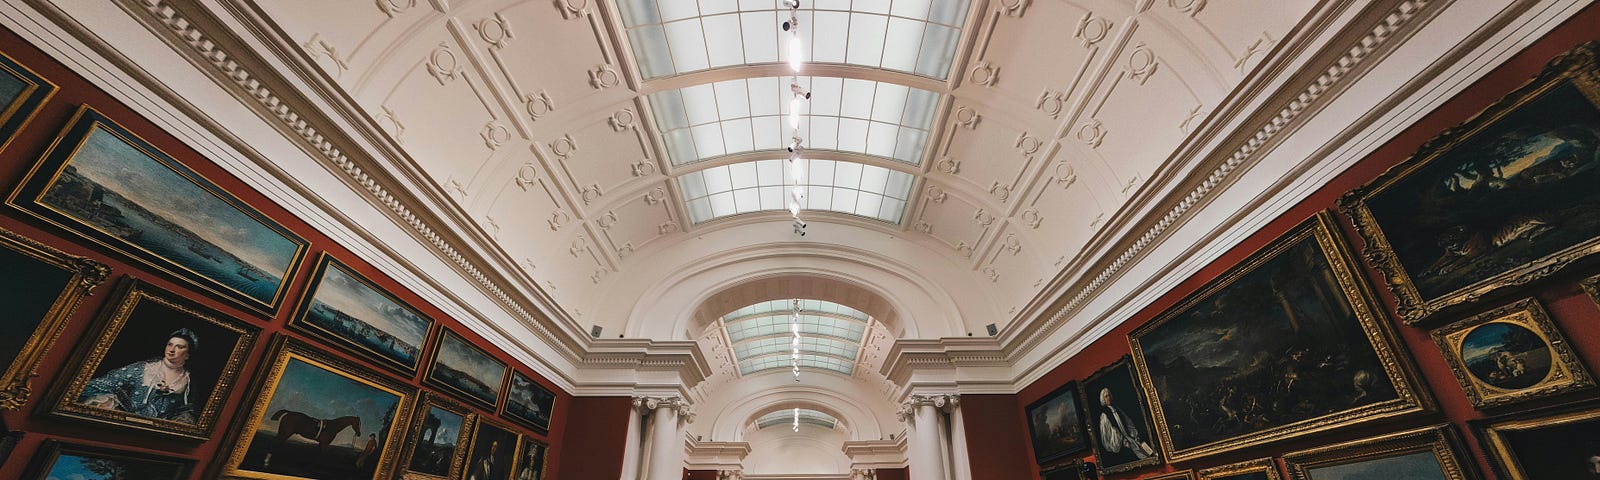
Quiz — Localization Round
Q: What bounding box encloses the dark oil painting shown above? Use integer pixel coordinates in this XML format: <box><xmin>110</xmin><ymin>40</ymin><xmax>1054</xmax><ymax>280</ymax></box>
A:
<box><xmin>1026</xmin><ymin>381</ymin><xmax>1089</xmax><ymax>464</ymax></box>
<box><xmin>1082</xmin><ymin>357</ymin><xmax>1161</xmax><ymax>475</ymax></box>
<box><xmin>1486</xmin><ymin>413</ymin><xmax>1600</xmax><ymax>479</ymax></box>
<box><xmin>236</xmin><ymin>356</ymin><xmax>404</xmax><ymax>479</ymax></box>
<box><xmin>513</xmin><ymin>437</ymin><xmax>547</xmax><ymax>480</ymax></box>
<box><xmin>1460</xmin><ymin>322</ymin><xmax>1552</xmax><ymax>391</ymax></box>
<box><xmin>1132</xmin><ymin>218</ymin><xmax>1407</xmax><ymax>455</ymax></box>
<box><xmin>0</xmin><ymin>49</ymin><xmax>54</xmax><ymax>154</ymax></box>
<box><xmin>407</xmin><ymin>405</ymin><xmax>466</xmax><ymax>476</ymax></box>
<box><xmin>463</xmin><ymin>421</ymin><xmax>517</xmax><ymax>480</ymax></box>
<box><xmin>504</xmin><ymin>371</ymin><xmax>555</xmax><ymax>433</ymax></box>
<box><xmin>1363</xmin><ymin>79</ymin><xmax>1600</xmax><ymax>302</ymax></box>
<box><xmin>1305</xmin><ymin>451</ymin><xmax>1449</xmax><ymax>480</ymax></box>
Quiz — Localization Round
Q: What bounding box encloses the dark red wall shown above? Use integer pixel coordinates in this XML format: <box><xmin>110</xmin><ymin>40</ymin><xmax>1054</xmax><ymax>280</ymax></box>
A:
<box><xmin>985</xmin><ymin>3</ymin><xmax>1600</xmax><ymax>479</ymax></box>
<box><xmin>960</xmin><ymin>394</ymin><xmax>1033</xmax><ymax>479</ymax></box>
<box><xmin>685</xmin><ymin>469</ymin><xmax>718</xmax><ymax>480</ymax></box>
<box><xmin>0</xmin><ymin>24</ymin><xmax>571</xmax><ymax>479</ymax></box>
<box><xmin>553</xmin><ymin>396</ymin><xmax>631</xmax><ymax>479</ymax></box>
<box><xmin>877</xmin><ymin>466</ymin><xmax>910</xmax><ymax>480</ymax></box>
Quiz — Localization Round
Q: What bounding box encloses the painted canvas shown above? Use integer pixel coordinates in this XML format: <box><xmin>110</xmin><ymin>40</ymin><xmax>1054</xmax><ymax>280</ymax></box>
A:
<box><xmin>1082</xmin><ymin>357</ymin><xmax>1162</xmax><ymax>475</ymax></box>
<box><xmin>512</xmin><ymin>437</ymin><xmax>547</xmax><ymax>480</ymax></box>
<box><xmin>1130</xmin><ymin>213</ymin><xmax>1427</xmax><ymax>461</ymax></box>
<box><xmin>1026</xmin><ymin>381</ymin><xmax>1089</xmax><ymax>464</ymax></box>
<box><xmin>1481</xmin><ymin>406</ymin><xmax>1600</xmax><ymax>480</ymax></box>
<box><xmin>293</xmin><ymin>255</ymin><xmax>433</xmax><ymax>373</ymax></box>
<box><xmin>8</xmin><ymin>107</ymin><xmax>308</xmax><ymax>314</ymax></box>
<box><xmin>0</xmin><ymin>49</ymin><xmax>56</xmax><ymax>154</ymax></box>
<box><xmin>1282</xmin><ymin>425</ymin><xmax>1473</xmax><ymax>480</ymax></box>
<box><xmin>503</xmin><ymin>371</ymin><xmax>555</xmax><ymax>433</ymax></box>
<box><xmin>20</xmin><ymin>441</ymin><xmax>190</xmax><ymax>480</ymax></box>
<box><xmin>403</xmin><ymin>394</ymin><xmax>471</xmax><ymax>479</ymax></box>
<box><xmin>225</xmin><ymin>343</ymin><xmax>411</xmax><ymax>480</ymax></box>
<box><xmin>1432</xmin><ymin>298</ymin><xmax>1592</xmax><ymax>408</ymax></box>
<box><xmin>1305</xmin><ymin>452</ymin><xmax>1446</xmax><ymax>480</ymax></box>
<box><xmin>462</xmin><ymin>420</ymin><xmax>517</xmax><ymax>480</ymax></box>
<box><xmin>0</xmin><ymin>226</ymin><xmax>107</xmax><ymax>410</ymax></box>
<box><xmin>1341</xmin><ymin>42</ymin><xmax>1600</xmax><ymax>322</ymax></box>
<box><xmin>426</xmin><ymin>330</ymin><xmax>507</xmax><ymax>408</ymax></box>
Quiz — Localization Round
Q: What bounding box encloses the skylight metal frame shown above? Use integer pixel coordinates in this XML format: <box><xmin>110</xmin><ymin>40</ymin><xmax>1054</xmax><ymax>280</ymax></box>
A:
<box><xmin>678</xmin><ymin>158</ymin><xmax>914</xmax><ymax>224</ymax></box>
<box><xmin>723</xmin><ymin>299</ymin><xmax>870</xmax><ymax>377</ymax></box>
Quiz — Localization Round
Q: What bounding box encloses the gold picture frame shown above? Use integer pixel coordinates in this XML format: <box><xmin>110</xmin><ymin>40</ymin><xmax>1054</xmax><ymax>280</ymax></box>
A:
<box><xmin>1146</xmin><ymin>470</ymin><xmax>1198</xmax><ymax>480</ymax></box>
<box><xmin>398</xmin><ymin>392</ymin><xmax>475</xmax><ymax>480</ymax></box>
<box><xmin>0</xmin><ymin>48</ymin><xmax>57</xmax><ymax>155</ymax></box>
<box><xmin>1479</xmin><ymin>404</ymin><xmax>1600</xmax><ymax>479</ymax></box>
<box><xmin>218</xmin><ymin>338</ymin><xmax>415</xmax><ymax>479</ymax></box>
<box><xmin>1129</xmin><ymin>212</ymin><xmax>1432</xmax><ymax>462</ymax></box>
<box><xmin>511</xmin><ymin>434</ymin><xmax>550</xmax><ymax>480</ymax></box>
<box><xmin>1198</xmin><ymin>458</ymin><xmax>1281</xmax><ymax>480</ymax></box>
<box><xmin>44</xmin><ymin>278</ymin><xmax>259</xmax><ymax>441</ymax></box>
<box><xmin>1583</xmin><ymin>273</ymin><xmax>1600</xmax><ymax>308</ymax></box>
<box><xmin>461</xmin><ymin>417</ymin><xmax>518</xmax><ymax>480</ymax></box>
<box><xmin>1281</xmin><ymin>425</ymin><xmax>1477</xmax><ymax>480</ymax></box>
<box><xmin>1338</xmin><ymin>41</ymin><xmax>1600</xmax><ymax>324</ymax></box>
<box><xmin>0</xmin><ymin>225</ymin><xmax>109</xmax><ymax>410</ymax></box>
<box><xmin>1431</xmin><ymin>297</ymin><xmax>1593</xmax><ymax>409</ymax></box>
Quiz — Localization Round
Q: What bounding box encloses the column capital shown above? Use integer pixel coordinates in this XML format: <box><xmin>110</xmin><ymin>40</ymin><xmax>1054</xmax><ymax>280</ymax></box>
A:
<box><xmin>850</xmin><ymin>468</ymin><xmax>877</xmax><ymax>480</ymax></box>
<box><xmin>899</xmin><ymin>393</ymin><xmax>959</xmax><ymax>412</ymax></box>
<box><xmin>717</xmin><ymin>469</ymin><xmax>744</xmax><ymax>480</ymax></box>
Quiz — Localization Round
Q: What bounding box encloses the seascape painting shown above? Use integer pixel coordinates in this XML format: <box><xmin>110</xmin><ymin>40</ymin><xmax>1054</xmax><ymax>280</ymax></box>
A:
<box><xmin>1025</xmin><ymin>381</ymin><xmax>1089</xmax><ymax>464</ymax></box>
<box><xmin>406</xmin><ymin>404</ymin><xmax>466</xmax><ymax>477</ymax></box>
<box><xmin>427</xmin><ymin>330</ymin><xmax>507</xmax><ymax>408</ymax></box>
<box><xmin>1342</xmin><ymin>44</ymin><xmax>1600</xmax><ymax>322</ymax></box>
<box><xmin>10</xmin><ymin>107</ymin><xmax>307</xmax><ymax>313</ymax></box>
<box><xmin>21</xmin><ymin>441</ymin><xmax>190</xmax><ymax>480</ymax></box>
<box><xmin>233</xmin><ymin>354</ymin><xmax>406</xmax><ymax>480</ymax></box>
<box><xmin>0</xmin><ymin>50</ymin><xmax>54</xmax><ymax>153</ymax></box>
<box><xmin>504</xmin><ymin>372</ymin><xmax>555</xmax><ymax>433</ymax></box>
<box><xmin>1131</xmin><ymin>214</ymin><xmax>1425</xmax><ymax>460</ymax></box>
<box><xmin>295</xmin><ymin>256</ymin><xmax>432</xmax><ymax>373</ymax></box>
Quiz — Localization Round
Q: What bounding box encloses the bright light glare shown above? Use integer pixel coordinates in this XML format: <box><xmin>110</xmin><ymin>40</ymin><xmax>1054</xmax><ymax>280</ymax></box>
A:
<box><xmin>788</xmin><ymin>34</ymin><xmax>803</xmax><ymax>72</ymax></box>
<box><xmin>789</xmin><ymin>97</ymin><xmax>803</xmax><ymax>130</ymax></box>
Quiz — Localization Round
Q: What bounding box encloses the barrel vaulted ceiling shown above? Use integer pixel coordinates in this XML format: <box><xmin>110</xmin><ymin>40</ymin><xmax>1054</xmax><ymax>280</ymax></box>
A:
<box><xmin>242</xmin><ymin>0</ymin><xmax>1320</xmax><ymax>346</ymax></box>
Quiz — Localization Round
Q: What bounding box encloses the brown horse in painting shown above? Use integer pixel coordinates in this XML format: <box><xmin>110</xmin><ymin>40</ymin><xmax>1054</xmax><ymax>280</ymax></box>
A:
<box><xmin>262</xmin><ymin>409</ymin><xmax>362</xmax><ymax>467</ymax></box>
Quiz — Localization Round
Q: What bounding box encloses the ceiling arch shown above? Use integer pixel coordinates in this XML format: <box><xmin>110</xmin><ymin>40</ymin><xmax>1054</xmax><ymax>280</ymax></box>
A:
<box><xmin>695</xmin><ymin>374</ymin><xmax>896</xmax><ymax>442</ymax></box>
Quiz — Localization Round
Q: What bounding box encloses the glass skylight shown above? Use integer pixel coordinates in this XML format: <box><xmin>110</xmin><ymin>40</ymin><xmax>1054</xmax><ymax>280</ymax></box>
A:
<box><xmin>616</xmin><ymin>0</ymin><xmax>972</xmax><ymax>80</ymax></box>
<box><xmin>722</xmin><ymin>299</ymin><xmax>869</xmax><ymax>376</ymax></box>
<box><xmin>649</xmin><ymin>77</ymin><xmax>940</xmax><ymax>166</ymax></box>
<box><xmin>678</xmin><ymin>159</ymin><xmax>914</xmax><ymax>224</ymax></box>
<box><xmin>756</xmin><ymin>409</ymin><xmax>838</xmax><ymax>430</ymax></box>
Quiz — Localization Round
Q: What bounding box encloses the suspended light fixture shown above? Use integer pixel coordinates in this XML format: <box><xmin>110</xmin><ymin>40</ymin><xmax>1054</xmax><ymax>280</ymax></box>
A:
<box><xmin>790</xmin><ymin>299</ymin><xmax>802</xmax><ymax>382</ymax></box>
<box><xmin>782</xmin><ymin>0</ymin><xmax>809</xmax><ymax>237</ymax></box>
<box><xmin>792</xmin><ymin>407</ymin><xmax>800</xmax><ymax>432</ymax></box>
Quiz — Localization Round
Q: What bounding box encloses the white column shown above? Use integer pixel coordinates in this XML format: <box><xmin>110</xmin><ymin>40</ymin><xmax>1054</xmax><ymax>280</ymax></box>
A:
<box><xmin>947</xmin><ymin>398</ymin><xmax>971</xmax><ymax>480</ymax></box>
<box><xmin>900</xmin><ymin>395</ymin><xmax>949</xmax><ymax>480</ymax></box>
<box><xmin>644</xmin><ymin>397</ymin><xmax>692</xmax><ymax>480</ymax></box>
<box><xmin>621</xmin><ymin>397</ymin><xmax>646</xmax><ymax>480</ymax></box>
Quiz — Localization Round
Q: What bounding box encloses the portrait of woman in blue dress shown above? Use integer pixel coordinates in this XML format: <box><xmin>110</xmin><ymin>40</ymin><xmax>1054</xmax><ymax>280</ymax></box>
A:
<box><xmin>78</xmin><ymin>328</ymin><xmax>200</xmax><ymax>424</ymax></box>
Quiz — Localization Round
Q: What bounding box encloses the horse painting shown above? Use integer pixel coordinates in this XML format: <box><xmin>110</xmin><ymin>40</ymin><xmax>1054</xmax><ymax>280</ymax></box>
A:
<box><xmin>262</xmin><ymin>409</ymin><xmax>362</xmax><ymax>467</ymax></box>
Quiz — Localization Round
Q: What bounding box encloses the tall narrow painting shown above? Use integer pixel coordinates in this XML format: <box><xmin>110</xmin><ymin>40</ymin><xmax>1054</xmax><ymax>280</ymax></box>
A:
<box><xmin>290</xmin><ymin>254</ymin><xmax>434</xmax><ymax>374</ymax></box>
<box><xmin>1130</xmin><ymin>212</ymin><xmax>1430</xmax><ymax>462</ymax></box>
<box><xmin>1340</xmin><ymin>41</ymin><xmax>1600</xmax><ymax>323</ymax></box>
<box><xmin>0</xmin><ymin>226</ymin><xmax>108</xmax><ymax>410</ymax></box>
<box><xmin>8</xmin><ymin>106</ymin><xmax>309</xmax><ymax>315</ymax></box>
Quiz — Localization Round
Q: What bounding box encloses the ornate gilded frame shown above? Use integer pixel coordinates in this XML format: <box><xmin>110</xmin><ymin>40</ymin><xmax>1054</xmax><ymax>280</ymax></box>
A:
<box><xmin>218</xmin><ymin>338</ymin><xmax>415</xmax><ymax>479</ymax></box>
<box><xmin>0</xmin><ymin>226</ymin><xmax>109</xmax><ymax>410</ymax></box>
<box><xmin>289</xmin><ymin>253</ymin><xmax>436</xmax><ymax>375</ymax></box>
<box><xmin>1130</xmin><ymin>212</ymin><xmax>1431</xmax><ymax>462</ymax></box>
<box><xmin>1197</xmin><ymin>458</ymin><xmax>1281</xmax><ymax>480</ymax></box>
<box><xmin>1479</xmin><ymin>404</ymin><xmax>1600</xmax><ymax>480</ymax></box>
<box><xmin>511</xmin><ymin>434</ymin><xmax>550</xmax><ymax>480</ymax></box>
<box><xmin>1146</xmin><ymin>470</ymin><xmax>1198</xmax><ymax>480</ymax></box>
<box><xmin>19</xmin><ymin>439</ymin><xmax>193</xmax><ymax>480</ymax></box>
<box><xmin>398</xmin><ymin>392</ymin><xmax>475</xmax><ymax>480</ymax></box>
<box><xmin>1081</xmin><ymin>355</ymin><xmax>1164</xmax><ymax>476</ymax></box>
<box><xmin>0</xmin><ymin>48</ymin><xmax>56</xmax><ymax>155</ymax></box>
<box><xmin>462</xmin><ymin>417</ymin><xmax>518</xmax><ymax>479</ymax></box>
<box><xmin>1431</xmin><ymin>297</ymin><xmax>1593</xmax><ymax>408</ymax></box>
<box><xmin>1583</xmin><ymin>273</ymin><xmax>1600</xmax><ymax>308</ymax></box>
<box><xmin>1281</xmin><ymin>424</ymin><xmax>1477</xmax><ymax>480</ymax></box>
<box><xmin>7</xmin><ymin>106</ymin><xmax>310</xmax><ymax>316</ymax></box>
<box><xmin>1026</xmin><ymin>379</ymin><xmax>1090</xmax><ymax>465</ymax></box>
<box><xmin>44</xmin><ymin>278</ymin><xmax>258</xmax><ymax>440</ymax></box>
<box><xmin>1338</xmin><ymin>42</ymin><xmax>1600</xmax><ymax>324</ymax></box>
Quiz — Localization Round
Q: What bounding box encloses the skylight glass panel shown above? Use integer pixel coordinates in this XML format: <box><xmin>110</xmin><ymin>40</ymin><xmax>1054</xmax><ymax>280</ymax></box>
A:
<box><xmin>615</xmin><ymin>0</ymin><xmax>973</xmax><ymax>80</ymax></box>
<box><xmin>649</xmin><ymin>77</ymin><xmax>939</xmax><ymax>166</ymax></box>
<box><xmin>678</xmin><ymin>159</ymin><xmax>914</xmax><ymax>224</ymax></box>
<box><xmin>756</xmin><ymin>409</ymin><xmax>838</xmax><ymax>429</ymax></box>
<box><xmin>722</xmin><ymin>299</ymin><xmax>869</xmax><ymax>377</ymax></box>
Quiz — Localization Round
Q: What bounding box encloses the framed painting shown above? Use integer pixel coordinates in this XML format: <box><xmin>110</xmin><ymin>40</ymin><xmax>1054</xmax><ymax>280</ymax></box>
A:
<box><xmin>219</xmin><ymin>338</ymin><xmax>414</xmax><ymax>479</ymax></box>
<box><xmin>1039</xmin><ymin>459</ymin><xmax>1084</xmax><ymax>480</ymax></box>
<box><xmin>502</xmin><ymin>371</ymin><xmax>556</xmax><ymax>433</ymax></box>
<box><xmin>45</xmin><ymin>279</ymin><xmax>258</xmax><ymax>440</ymax></box>
<box><xmin>1081</xmin><ymin>356</ymin><xmax>1162</xmax><ymax>475</ymax></box>
<box><xmin>399</xmin><ymin>392</ymin><xmax>474</xmax><ymax>480</ymax></box>
<box><xmin>7</xmin><ymin>106</ymin><xmax>309</xmax><ymax>315</ymax></box>
<box><xmin>18</xmin><ymin>440</ymin><xmax>192</xmax><ymax>480</ymax></box>
<box><xmin>0</xmin><ymin>226</ymin><xmax>108</xmax><ymax>410</ymax></box>
<box><xmin>462</xmin><ymin>418</ymin><xmax>518</xmax><ymax>480</ymax></box>
<box><xmin>1584</xmin><ymin>272</ymin><xmax>1600</xmax><ymax>308</ymax></box>
<box><xmin>1478</xmin><ymin>404</ymin><xmax>1600</xmax><ymax>479</ymax></box>
<box><xmin>1129</xmin><ymin>212</ymin><xmax>1431</xmax><ymax>461</ymax></box>
<box><xmin>290</xmin><ymin>254</ymin><xmax>434</xmax><ymax>374</ymax></box>
<box><xmin>424</xmin><ymin>329</ymin><xmax>507</xmax><ymax>409</ymax></box>
<box><xmin>512</xmin><ymin>435</ymin><xmax>549</xmax><ymax>480</ymax></box>
<box><xmin>1148</xmin><ymin>470</ymin><xmax>1199</xmax><ymax>480</ymax></box>
<box><xmin>0</xmin><ymin>48</ymin><xmax>56</xmax><ymax>154</ymax></box>
<box><xmin>1026</xmin><ymin>380</ymin><xmax>1090</xmax><ymax>465</ymax></box>
<box><xmin>1430</xmin><ymin>297</ymin><xmax>1593</xmax><ymax>408</ymax></box>
<box><xmin>0</xmin><ymin>417</ymin><xmax>20</xmax><ymax>465</ymax></box>
<box><xmin>1338</xmin><ymin>41</ymin><xmax>1600</xmax><ymax>323</ymax></box>
<box><xmin>1281</xmin><ymin>424</ymin><xmax>1476</xmax><ymax>480</ymax></box>
<box><xmin>1198</xmin><ymin>458</ymin><xmax>1282</xmax><ymax>480</ymax></box>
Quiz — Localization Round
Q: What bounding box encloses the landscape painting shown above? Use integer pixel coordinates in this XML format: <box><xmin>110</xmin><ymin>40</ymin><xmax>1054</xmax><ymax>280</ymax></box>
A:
<box><xmin>293</xmin><ymin>255</ymin><xmax>433</xmax><ymax>373</ymax></box>
<box><xmin>503</xmin><ymin>371</ymin><xmax>555</xmax><ymax>433</ymax></box>
<box><xmin>1432</xmin><ymin>298</ymin><xmax>1592</xmax><ymax>408</ymax></box>
<box><xmin>20</xmin><ymin>441</ymin><xmax>190</xmax><ymax>480</ymax></box>
<box><xmin>1025</xmin><ymin>380</ymin><xmax>1089</xmax><ymax>464</ymax></box>
<box><xmin>1130</xmin><ymin>213</ymin><xmax>1427</xmax><ymax>461</ymax></box>
<box><xmin>1282</xmin><ymin>426</ymin><xmax>1472</xmax><ymax>480</ymax></box>
<box><xmin>426</xmin><ymin>330</ymin><xmax>507</xmax><ymax>408</ymax></box>
<box><xmin>1341</xmin><ymin>43</ymin><xmax>1600</xmax><ymax>322</ymax></box>
<box><xmin>403</xmin><ymin>394</ymin><xmax>471</xmax><ymax>479</ymax></box>
<box><xmin>1482</xmin><ymin>406</ymin><xmax>1600</xmax><ymax>480</ymax></box>
<box><xmin>0</xmin><ymin>49</ymin><xmax>55</xmax><ymax>154</ymax></box>
<box><xmin>0</xmin><ymin>227</ymin><xmax>107</xmax><ymax>411</ymax></box>
<box><xmin>8</xmin><ymin>107</ymin><xmax>307</xmax><ymax>314</ymax></box>
<box><xmin>225</xmin><ymin>343</ymin><xmax>411</xmax><ymax>480</ymax></box>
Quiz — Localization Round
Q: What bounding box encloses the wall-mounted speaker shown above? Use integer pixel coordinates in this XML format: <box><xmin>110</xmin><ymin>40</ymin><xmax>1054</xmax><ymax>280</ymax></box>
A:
<box><xmin>590</xmin><ymin>325</ymin><xmax>603</xmax><ymax>338</ymax></box>
<box><xmin>986</xmin><ymin>323</ymin><xmax>998</xmax><ymax>336</ymax></box>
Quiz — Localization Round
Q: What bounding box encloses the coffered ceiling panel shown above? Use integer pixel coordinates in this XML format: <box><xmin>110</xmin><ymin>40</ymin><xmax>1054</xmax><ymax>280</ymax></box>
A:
<box><xmin>1080</xmin><ymin>37</ymin><xmax>1208</xmax><ymax>192</ymax></box>
<box><xmin>956</xmin><ymin>0</ymin><xmax>1106</xmax><ymax>116</ymax></box>
<box><xmin>976</xmin><ymin>223</ymin><xmax>1043</xmax><ymax>315</ymax></box>
<box><xmin>1011</xmin><ymin>155</ymin><xmax>1106</xmax><ymax>271</ymax></box>
<box><xmin>377</xmin><ymin>37</ymin><xmax>504</xmax><ymax>188</ymax></box>
<box><xmin>910</xmin><ymin>183</ymin><xmax>994</xmax><ymax>262</ymax></box>
<box><xmin>459</xmin><ymin>1</ymin><xmax>624</xmax><ymax>130</ymax></box>
<box><xmin>932</xmin><ymin>103</ymin><xmax>1046</xmax><ymax>210</ymax></box>
<box><xmin>534</xmin><ymin>104</ymin><xmax>663</xmax><ymax>212</ymax></box>
<box><xmin>592</xmin><ymin>183</ymin><xmax>682</xmax><ymax>263</ymax></box>
<box><xmin>252</xmin><ymin>0</ymin><xmax>404</xmax><ymax>85</ymax></box>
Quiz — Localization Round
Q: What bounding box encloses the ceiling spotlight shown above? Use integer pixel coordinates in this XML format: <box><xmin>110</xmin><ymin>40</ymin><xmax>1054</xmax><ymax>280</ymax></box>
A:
<box><xmin>783</xmin><ymin>0</ymin><xmax>800</xmax><ymax>8</ymax></box>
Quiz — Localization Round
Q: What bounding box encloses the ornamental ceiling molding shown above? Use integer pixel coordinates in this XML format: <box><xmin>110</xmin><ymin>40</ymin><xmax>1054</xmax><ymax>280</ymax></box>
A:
<box><xmin>1006</xmin><ymin>0</ymin><xmax>1443</xmax><ymax>359</ymax></box>
<box><xmin>103</xmin><ymin>0</ymin><xmax>593</xmax><ymax>358</ymax></box>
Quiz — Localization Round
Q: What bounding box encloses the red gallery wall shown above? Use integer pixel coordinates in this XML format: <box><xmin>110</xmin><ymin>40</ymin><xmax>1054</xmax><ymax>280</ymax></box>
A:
<box><xmin>968</xmin><ymin>3</ymin><xmax>1600</xmax><ymax>479</ymax></box>
<box><xmin>0</xmin><ymin>24</ymin><xmax>581</xmax><ymax>479</ymax></box>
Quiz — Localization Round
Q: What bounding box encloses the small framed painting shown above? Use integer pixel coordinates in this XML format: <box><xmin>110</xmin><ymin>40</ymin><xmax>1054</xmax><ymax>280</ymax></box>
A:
<box><xmin>461</xmin><ymin>419</ymin><xmax>518</xmax><ymax>480</ymax></box>
<box><xmin>1025</xmin><ymin>380</ymin><xmax>1090</xmax><ymax>465</ymax></box>
<box><xmin>511</xmin><ymin>435</ymin><xmax>549</xmax><ymax>480</ymax></box>
<box><xmin>1479</xmin><ymin>404</ymin><xmax>1600</xmax><ymax>479</ymax></box>
<box><xmin>399</xmin><ymin>392</ymin><xmax>475</xmax><ymax>480</ymax></box>
<box><xmin>0</xmin><ymin>48</ymin><xmax>57</xmax><ymax>154</ymax></box>
<box><xmin>19</xmin><ymin>440</ymin><xmax>191</xmax><ymax>480</ymax></box>
<box><xmin>290</xmin><ymin>254</ymin><xmax>434</xmax><ymax>374</ymax></box>
<box><xmin>502</xmin><ymin>371</ymin><xmax>555</xmax><ymax>433</ymax></box>
<box><xmin>424</xmin><ymin>329</ymin><xmax>507</xmax><ymax>409</ymax></box>
<box><xmin>1082</xmin><ymin>356</ymin><xmax>1163</xmax><ymax>475</ymax></box>
<box><xmin>1431</xmin><ymin>297</ymin><xmax>1593</xmax><ymax>408</ymax></box>
<box><xmin>1281</xmin><ymin>425</ymin><xmax>1476</xmax><ymax>480</ymax></box>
